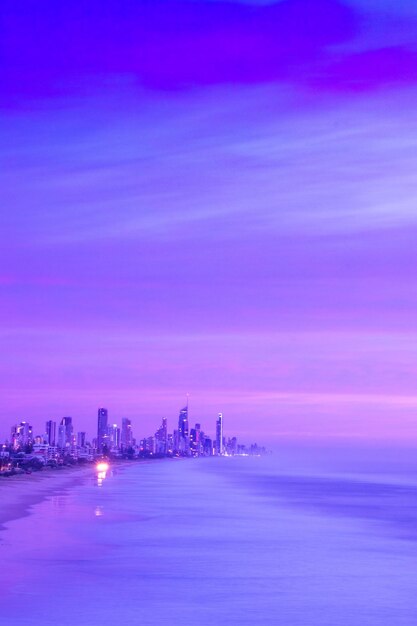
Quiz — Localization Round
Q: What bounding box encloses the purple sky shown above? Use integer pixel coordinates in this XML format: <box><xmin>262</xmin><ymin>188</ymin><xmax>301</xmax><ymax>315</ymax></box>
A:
<box><xmin>1</xmin><ymin>0</ymin><xmax>417</xmax><ymax>442</ymax></box>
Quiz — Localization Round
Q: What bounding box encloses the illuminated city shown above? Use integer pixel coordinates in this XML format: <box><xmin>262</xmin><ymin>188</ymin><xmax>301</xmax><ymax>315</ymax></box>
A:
<box><xmin>0</xmin><ymin>404</ymin><xmax>266</xmax><ymax>475</ymax></box>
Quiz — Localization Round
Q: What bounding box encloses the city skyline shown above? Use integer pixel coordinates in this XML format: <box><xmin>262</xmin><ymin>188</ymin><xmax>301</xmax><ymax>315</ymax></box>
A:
<box><xmin>2</xmin><ymin>403</ymin><xmax>265</xmax><ymax>468</ymax></box>
<box><xmin>0</xmin><ymin>397</ymin><xmax>269</xmax><ymax>443</ymax></box>
<box><xmin>7</xmin><ymin>404</ymin><xmax>209</xmax><ymax>448</ymax></box>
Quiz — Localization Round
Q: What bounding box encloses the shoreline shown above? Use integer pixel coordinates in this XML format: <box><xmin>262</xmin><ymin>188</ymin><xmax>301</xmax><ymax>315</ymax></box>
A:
<box><xmin>0</xmin><ymin>457</ymin><xmax>182</xmax><ymax>532</ymax></box>
<box><xmin>0</xmin><ymin>460</ymin><xmax>136</xmax><ymax>531</ymax></box>
<box><xmin>0</xmin><ymin>464</ymin><xmax>98</xmax><ymax>531</ymax></box>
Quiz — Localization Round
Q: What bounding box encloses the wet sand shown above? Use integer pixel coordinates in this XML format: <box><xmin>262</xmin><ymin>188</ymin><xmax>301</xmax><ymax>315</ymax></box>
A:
<box><xmin>0</xmin><ymin>458</ymin><xmax>168</xmax><ymax>530</ymax></box>
<box><xmin>0</xmin><ymin>465</ymin><xmax>96</xmax><ymax>528</ymax></box>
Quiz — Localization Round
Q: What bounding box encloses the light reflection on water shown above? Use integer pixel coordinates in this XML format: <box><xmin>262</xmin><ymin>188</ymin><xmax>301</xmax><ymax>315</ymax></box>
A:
<box><xmin>96</xmin><ymin>470</ymin><xmax>107</xmax><ymax>487</ymax></box>
<box><xmin>50</xmin><ymin>494</ymin><xmax>68</xmax><ymax>511</ymax></box>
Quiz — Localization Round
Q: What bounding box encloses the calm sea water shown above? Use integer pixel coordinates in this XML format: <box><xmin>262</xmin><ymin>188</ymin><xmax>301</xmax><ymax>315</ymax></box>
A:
<box><xmin>1</xmin><ymin>451</ymin><xmax>417</xmax><ymax>625</ymax></box>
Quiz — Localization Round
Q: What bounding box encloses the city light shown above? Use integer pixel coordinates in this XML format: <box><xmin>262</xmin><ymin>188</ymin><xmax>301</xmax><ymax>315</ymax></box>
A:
<box><xmin>1</xmin><ymin>406</ymin><xmax>266</xmax><ymax>477</ymax></box>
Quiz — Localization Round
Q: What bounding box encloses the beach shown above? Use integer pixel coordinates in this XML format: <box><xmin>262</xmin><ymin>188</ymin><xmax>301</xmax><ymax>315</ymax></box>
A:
<box><xmin>0</xmin><ymin>465</ymin><xmax>98</xmax><ymax>528</ymax></box>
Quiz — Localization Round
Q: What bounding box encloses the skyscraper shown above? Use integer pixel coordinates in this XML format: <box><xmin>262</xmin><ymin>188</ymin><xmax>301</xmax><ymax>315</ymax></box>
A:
<box><xmin>11</xmin><ymin>422</ymin><xmax>33</xmax><ymax>449</ymax></box>
<box><xmin>57</xmin><ymin>424</ymin><xmax>66</xmax><ymax>449</ymax></box>
<box><xmin>190</xmin><ymin>423</ymin><xmax>201</xmax><ymax>456</ymax></box>
<box><xmin>45</xmin><ymin>420</ymin><xmax>56</xmax><ymax>446</ymax></box>
<box><xmin>173</xmin><ymin>429</ymin><xmax>180</xmax><ymax>454</ymax></box>
<box><xmin>155</xmin><ymin>417</ymin><xmax>168</xmax><ymax>455</ymax></box>
<box><xmin>121</xmin><ymin>418</ymin><xmax>133</xmax><ymax>449</ymax></box>
<box><xmin>216</xmin><ymin>413</ymin><xmax>224</xmax><ymax>456</ymax></box>
<box><xmin>60</xmin><ymin>417</ymin><xmax>73</xmax><ymax>445</ymax></box>
<box><xmin>97</xmin><ymin>408</ymin><xmax>108</xmax><ymax>452</ymax></box>
<box><xmin>204</xmin><ymin>436</ymin><xmax>213</xmax><ymax>456</ymax></box>
<box><xmin>177</xmin><ymin>401</ymin><xmax>190</xmax><ymax>455</ymax></box>
<box><xmin>178</xmin><ymin>405</ymin><xmax>189</xmax><ymax>439</ymax></box>
<box><xmin>108</xmin><ymin>424</ymin><xmax>120</xmax><ymax>449</ymax></box>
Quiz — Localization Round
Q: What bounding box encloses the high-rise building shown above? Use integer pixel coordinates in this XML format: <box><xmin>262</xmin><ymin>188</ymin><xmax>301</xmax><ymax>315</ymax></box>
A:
<box><xmin>176</xmin><ymin>401</ymin><xmax>190</xmax><ymax>455</ymax></box>
<box><xmin>97</xmin><ymin>408</ymin><xmax>108</xmax><ymax>451</ymax></box>
<box><xmin>227</xmin><ymin>436</ymin><xmax>237</xmax><ymax>456</ymax></box>
<box><xmin>77</xmin><ymin>432</ymin><xmax>86</xmax><ymax>448</ymax></box>
<box><xmin>60</xmin><ymin>417</ymin><xmax>73</xmax><ymax>445</ymax></box>
<box><xmin>108</xmin><ymin>424</ymin><xmax>120</xmax><ymax>450</ymax></box>
<box><xmin>140</xmin><ymin>437</ymin><xmax>155</xmax><ymax>454</ymax></box>
<box><xmin>167</xmin><ymin>433</ymin><xmax>174</xmax><ymax>455</ymax></box>
<box><xmin>11</xmin><ymin>422</ymin><xmax>33</xmax><ymax>449</ymax></box>
<box><xmin>45</xmin><ymin>420</ymin><xmax>56</xmax><ymax>446</ymax></box>
<box><xmin>190</xmin><ymin>423</ymin><xmax>201</xmax><ymax>456</ymax></box>
<box><xmin>155</xmin><ymin>417</ymin><xmax>168</xmax><ymax>455</ymax></box>
<box><xmin>57</xmin><ymin>424</ymin><xmax>66</xmax><ymax>449</ymax></box>
<box><xmin>121</xmin><ymin>418</ymin><xmax>133</xmax><ymax>449</ymax></box>
<box><xmin>216</xmin><ymin>413</ymin><xmax>224</xmax><ymax>456</ymax></box>
<box><xmin>178</xmin><ymin>405</ymin><xmax>189</xmax><ymax>439</ymax></box>
<box><xmin>173</xmin><ymin>429</ymin><xmax>180</xmax><ymax>454</ymax></box>
<box><xmin>204</xmin><ymin>436</ymin><xmax>213</xmax><ymax>456</ymax></box>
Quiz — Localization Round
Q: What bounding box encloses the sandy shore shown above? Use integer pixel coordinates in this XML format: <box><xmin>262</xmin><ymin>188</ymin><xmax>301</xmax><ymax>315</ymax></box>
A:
<box><xmin>0</xmin><ymin>464</ymin><xmax>102</xmax><ymax>529</ymax></box>
<box><xmin>0</xmin><ymin>457</ymin><xmax>181</xmax><ymax>531</ymax></box>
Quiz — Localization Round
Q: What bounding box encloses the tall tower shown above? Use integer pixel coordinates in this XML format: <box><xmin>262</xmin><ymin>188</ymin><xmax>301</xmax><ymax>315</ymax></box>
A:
<box><xmin>61</xmin><ymin>417</ymin><xmax>73</xmax><ymax>445</ymax></box>
<box><xmin>190</xmin><ymin>423</ymin><xmax>202</xmax><ymax>456</ymax></box>
<box><xmin>155</xmin><ymin>417</ymin><xmax>168</xmax><ymax>455</ymax></box>
<box><xmin>121</xmin><ymin>418</ymin><xmax>133</xmax><ymax>449</ymax></box>
<box><xmin>97</xmin><ymin>408</ymin><xmax>108</xmax><ymax>451</ymax></box>
<box><xmin>57</xmin><ymin>424</ymin><xmax>66</xmax><ymax>449</ymax></box>
<box><xmin>45</xmin><ymin>420</ymin><xmax>56</xmax><ymax>446</ymax></box>
<box><xmin>216</xmin><ymin>413</ymin><xmax>224</xmax><ymax>456</ymax></box>
<box><xmin>178</xmin><ymin>404</ymin><xmax>189</xmax><ymax>439</ymax></box>
<box><xmin>108</xmin><ymin>424</ymin><xmax>120</xmax><ymax>450</ymax></box>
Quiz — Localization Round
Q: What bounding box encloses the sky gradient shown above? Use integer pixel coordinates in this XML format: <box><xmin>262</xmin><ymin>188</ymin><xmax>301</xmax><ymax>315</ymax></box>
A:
<box><xmin>1</xmin><ymin>0</ymin><xmax>417</xmax><ymax>442</ymax></box>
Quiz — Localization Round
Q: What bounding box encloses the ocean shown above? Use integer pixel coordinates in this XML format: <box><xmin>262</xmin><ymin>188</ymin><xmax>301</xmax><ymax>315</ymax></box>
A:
<box><xmin>1</xmin><ymin>450</ymin><xmax>417</xmax><ymax>625</ymax></box>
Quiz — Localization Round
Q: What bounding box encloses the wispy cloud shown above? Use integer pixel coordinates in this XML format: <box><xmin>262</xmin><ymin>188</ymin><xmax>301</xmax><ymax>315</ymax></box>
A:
<box><xmin>2</xmin><ymin>86</ymin><xmax>417</xmax><ymax>249</ymax></box>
